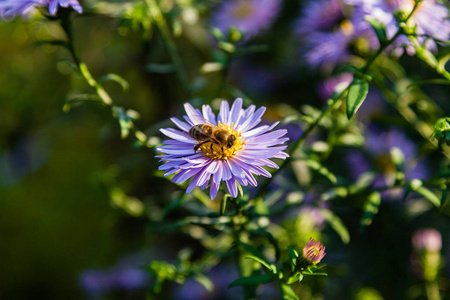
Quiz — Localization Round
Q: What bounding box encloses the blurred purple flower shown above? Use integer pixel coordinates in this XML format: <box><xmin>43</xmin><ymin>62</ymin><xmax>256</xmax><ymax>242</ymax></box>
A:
<box><xmin>412</xmin><ymin>228</ymin><xmax>442</xmax><ymax>252</ymax></box>
<box><xmin>294</xmin><ymin>0</ymin><xmax>377</xmax><ymax>70</ymax></box>
<box><xmin>295</xmin><ymin>0</ymin><xmax>344</xmax><ymax>35</ymax></box>
<box><xmin>303</xmin><ymin>238</ymin><xmax>326</xmax><ymax>264</ymax></box>
<box><xmin>304</xmin><ymin>31</ymin><xmax>353</xmax><ymax>70</ymax></box>
<box><xmin>80</xmin><ymin>265</ymin><xmax>149</xmax><ymax>298</ymax></box>
<box><xmin>0</xmin><ymin>0</ymin><xmax>82</xmax><ymax>19</ymax></box>
<box><xmin>318</xmin><ymin>73</ymin><xmax>354</xmax><ymax>100</ymax></box>
<box><xmin>211</xmin><ymin>0</ymin><xmax>282</xmax><ymax>39</ymax></box>
<box><xmin>175</xmin><ymin>265</ymin><xmax>240</xmax><ymax>300</ymax></box>
<box><xmin>0</xmin><ymin>132</ymin><xmax>51</xmax><ymax>187</ymax></box>
<box><xmin>346</xmin><ymin>126</ymin><xmax>429</xmax><ymax>195</ymax></box>
<box><xmin>157</xmin><ymin>98</ymin><xmax>289</xmax><ymax>199</ymax></box>
<box><xmin>229</xmin><ymin>60</ymin><xmax>281</xmax><ymax>95</ymax></box>
<box><xmin>345</xmin><ymin>0</ymin><xmax>450</xmax><ymax>54</ymax></box>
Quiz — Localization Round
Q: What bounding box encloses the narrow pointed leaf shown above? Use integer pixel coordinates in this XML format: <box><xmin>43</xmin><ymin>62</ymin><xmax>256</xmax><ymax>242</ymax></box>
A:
<box><xmin>320</xmin><ymin>209</ymin><xmax>350</xmax><ymax>243</ymax></box>
<box><xmin>228</xmin><ymin>273</ymin><xmax>274</xmax><ymax>288</ymax></box>
<box><xmin>346</xmin><ymin>77</ymin><xmax>369</xmax><ymax>119</ymax></box>
<box><xmin>246</xmin><ymin>256</ymin><xmax>276</xmax><ymax>273</ymax></box>
<box><xmin>414</xmin><ymin>187</ymin><xmax>441</xmax><ymax>207</ymax></box>
<box><xmin>99</xmin><ymin>73</ymin><xmax>130</xmax><ymax>91</ymax></box>
<box><xmin>365</xmin><ymin>17</ymin><xmax>387</xmax><ymax>45</ymax></box>
<box><xmin>360</xmin><ymin>192</ymin><xmax>381</xmax><ymax>228</ymax></box>
<box><xmin>281</xmin><ymin>284</ymin><xmax>299</xmax><ymax>300</ymax></box>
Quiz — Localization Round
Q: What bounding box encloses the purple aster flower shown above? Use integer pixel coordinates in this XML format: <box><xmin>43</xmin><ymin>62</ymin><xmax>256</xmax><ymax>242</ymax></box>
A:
<box><xmin>157</xmin><ymin>98</ymin><xmax>289</xmax><ymax>199</ymax></box>
<box><xmin>48</xmin><ymin>0</ymin><xmax>83</xmax><ymax>15</ymax></box>
<box><xmin>294</xmin><ymin>0</ymin><xmax>376</xmax><ymax>70</ymax></box>
<box><xmin>302</xmin><ymin>238</ymin><xmax>326</xmax><ymax>264</ymax></box>
<box><xmin>210</xmin><ymin>0</ymin><xmax>282</xmax><ymax>39</ymax></box>
<box><xmin>345</xmin><ymin>0</ymin><xmax>450</xmax><ymax>54</ymax></box>
<box><xmin>0</xmin><ymin>0</ymin><xmax>82</xmax><ymax>19</ymax></box>
<box><xmin>412</xmin><ymin>228</ymin><xmax>442</xmax><ymax>252</ymax></box>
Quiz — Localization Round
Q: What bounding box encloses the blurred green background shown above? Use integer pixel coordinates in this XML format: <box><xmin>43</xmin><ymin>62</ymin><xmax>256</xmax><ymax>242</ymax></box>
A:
<box><xmin>0</xmin><ymin>14</ymin><xmax>164</xmax><ymax>298</ymax></box>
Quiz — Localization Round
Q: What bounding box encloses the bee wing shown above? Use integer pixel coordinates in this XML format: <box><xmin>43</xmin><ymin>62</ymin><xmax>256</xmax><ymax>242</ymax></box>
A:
<box><xmin>186</xmin><ymin>114</ymin><xmax>215</xmax><ymax>126</ymax></box>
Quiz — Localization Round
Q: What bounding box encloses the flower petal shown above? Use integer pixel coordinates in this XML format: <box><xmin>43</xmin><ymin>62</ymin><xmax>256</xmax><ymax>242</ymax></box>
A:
<box><xmin>226</xmin><ymin>178</ymin><xmax>238</xmax><ymax>198</ymax></box>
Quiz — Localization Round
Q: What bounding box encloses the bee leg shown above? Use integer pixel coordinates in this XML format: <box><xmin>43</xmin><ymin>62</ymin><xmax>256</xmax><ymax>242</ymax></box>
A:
<box><xmin>194</xmin><ymin>141</ymin><xmax>207</xmax><ymax>152</ymax></box>
<box><xmin>210</xmin><ymin>143</ymin><xmax>214</xmax><ymax>153</ymax></box>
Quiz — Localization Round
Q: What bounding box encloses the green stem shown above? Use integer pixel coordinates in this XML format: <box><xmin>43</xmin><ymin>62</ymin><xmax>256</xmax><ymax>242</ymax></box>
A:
<box><xmin>61</xmin><ymin>16</ymin><xmax>112</xmax><ymax>106</ymax></box>
<box><xmin>145</xmin><ymin>0</ymin><xmax>190</xmax><ymax>97</ymax></box>
<box><xmin>60</xmin><ymin>14</ymin><xmax>153</xmax><ymax>146</ymax></box>
<box><xmin>426</xmin><ymin>281</ymin><xmax>441</xmax><ymax>300</ymax></box>
<box><xmin>409</xmin><ymin>37</ymin><xmax>450</xmax><ymax>81</ymax></box>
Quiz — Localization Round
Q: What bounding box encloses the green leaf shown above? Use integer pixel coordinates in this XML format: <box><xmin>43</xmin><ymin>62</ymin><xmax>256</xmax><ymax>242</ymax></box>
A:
<box><xmin>286</xmin><ymin>272</ymin><xmax>303</xmax><ymax>284</ymax></box>
<box><xmin>113</xmin><ymin>106</ymin><xmax>135</xmax><ymax>139</ymax></box>
<box><xmin>360</xmin><ymin>192</ymin><xmax>381</xmax><ymax>228</ymax></box>
<box><xmin>63</xmin><ymin>94</ymin><xmax>102</xmax><ymax>112</ymax></box>
<box><xmin>303</xmin><ymin>159</ymin><xmax>337</xmax><ymax>184</ymax></box>
<box><xmin>246</xmin><ymin>256</ymin><xmax>277</xmax><ymax>273</ymax></box>
<box><xmin>365</xmin><ymin>17</ymin><xmax>387</xmax><ymax>45</ymax></box>
<box><xmin>281</xmin><ymin>284</ymin><xmax>299</xmax><ymax>300</ymax></box>
<box><xmin>238</xmin><ymin>242</ymin><xmax>269</xmax><ymax>263</ymax></box>
<box><xmin>99</xmin><ymin>73</ymin><xmax>130</xmax><ymax>91</ymax></box>
<box><xmin>200</xmin><ymin>62</ymin><xmax>223</xmax><ymax>73</ymax></box>
<box><xmin>320</xmin><ymin>209</ymin><xmax>350</xmax><ymax>244</ymax></box>
<box><xmin>193</xmin><ymin>274</ymin><xmax>214</xmax><ymax>292</ymax></box>
<box><xmin>390</xmin><ymin>147</ymin><xmax>405</xmax><ymax>184</ymax></box>
<box><xmin>218</xmin><ymin>41</ymin><xmax>236</xmax><ymax>53</ymax></box>
<box><xmin>228</xmin><ymin>273</ymin><xmax>274</xmax><ymax>288</ymax></box>
<box><xmin>346</xmin><ymin>77</ymin><xmax>369</xmax><ymax>120</ymax></box>
<box><xmin>414</xmin><ymin>187</ymin><xmax>441</xmax><ymax>208</ymax></box>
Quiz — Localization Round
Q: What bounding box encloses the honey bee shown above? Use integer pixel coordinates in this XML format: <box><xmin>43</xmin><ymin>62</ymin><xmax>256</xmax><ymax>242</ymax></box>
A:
<box><xmin>189</xmin><ymin>122</ymin><xmax>236</xmax><ymax>153</ymax></box>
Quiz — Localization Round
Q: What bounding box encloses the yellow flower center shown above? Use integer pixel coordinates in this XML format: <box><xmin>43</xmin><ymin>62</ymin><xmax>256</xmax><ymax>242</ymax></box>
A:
<box><xmin>232</xmin><ymin>1</ymin><xmax>254</xmax><ymax>19</ymax></box>
<box><xmin>198</xmin><ymin>121</ymin><xmax>245</xmax><ymax>160</ymax></box>
<box><xmin>340</xmin><ymin>19</ymin><xmax>354</xmax><ymax>36</ymax></box>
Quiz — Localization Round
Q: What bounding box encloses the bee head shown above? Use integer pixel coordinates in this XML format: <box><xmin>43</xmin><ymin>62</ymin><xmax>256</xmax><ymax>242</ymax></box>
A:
<box><xmin>227</xmin><ymin>135</ymin><xmax>236</xmax><ymax>148</ymax></box>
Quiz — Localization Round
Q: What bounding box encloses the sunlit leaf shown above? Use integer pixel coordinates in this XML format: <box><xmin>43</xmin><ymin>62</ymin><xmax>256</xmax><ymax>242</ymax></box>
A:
<box><xmin>99</xmin><ymin>73</ymin><xmax>130</xmax><ymax>91</ymax></box>
<box><xmin>281</xmin><ymin>284</ymin><xmax>299</xmax><ymax>300</ymax></box>
<box><xmin>320</xmin><ymin>209</ymin><xmax>350</xmax><ymax>244</ymax></box>
<box><xmin>360</xmin><ymin>192</ymin><xmax>381</xmax><ymax>228</ymax></box>
<box><xmin>246</xmin><ymin>255</ymin><xmax>277</xmax><ymax>274</ymax></box>
<box><xmin>193</xmin><ymin>274</ymin><xmax>214</xmax><ymax>292</ymax></box>
<box><xmin>365</xmin><ymin>17</ymin><xmax>387</xmax><ymax>45</ymax></box>
<box><xmin>346</xmin><ymin>77</ymin><xmax>369</xmax><ymax>119</ymax></box>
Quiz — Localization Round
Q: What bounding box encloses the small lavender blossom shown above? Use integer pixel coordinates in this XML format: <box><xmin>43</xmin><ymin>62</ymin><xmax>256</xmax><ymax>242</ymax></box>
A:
<box><xmin>412</xmin><ymin>228</ymin><xmax>442</xmax><ymax>252</ymax></box>
<box><xmin>304</xmin><ymin>31</ymin><xmax>353</xmax><ymax>69</ymax></box>
<box><xmin>302</xmin><ymin>238</ymin><xmax>326</xmax><ymax>264</ymax></box>
<box><xmin>157</xmin><ymin>98</ymin><xmax>289</xmax><ymax>199</ymax></box>
<box><xmin>295</xmin><ymin>0</ymin><xmax>375</xmax><ymax>70</ymax></box>
<box><xmin>211</xmin><ymin>0</ymin><xmax>281</xmax><ymax>39</ymax></box>
<box><xmin>0</xmin><ymin>0</ymin><xmax>82</xmax><ymax>19</ymax></box>
<box><xmin>345</xmin><ymin>0</ymin><xmax>450</xmax><ymax>54</ymax></box>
